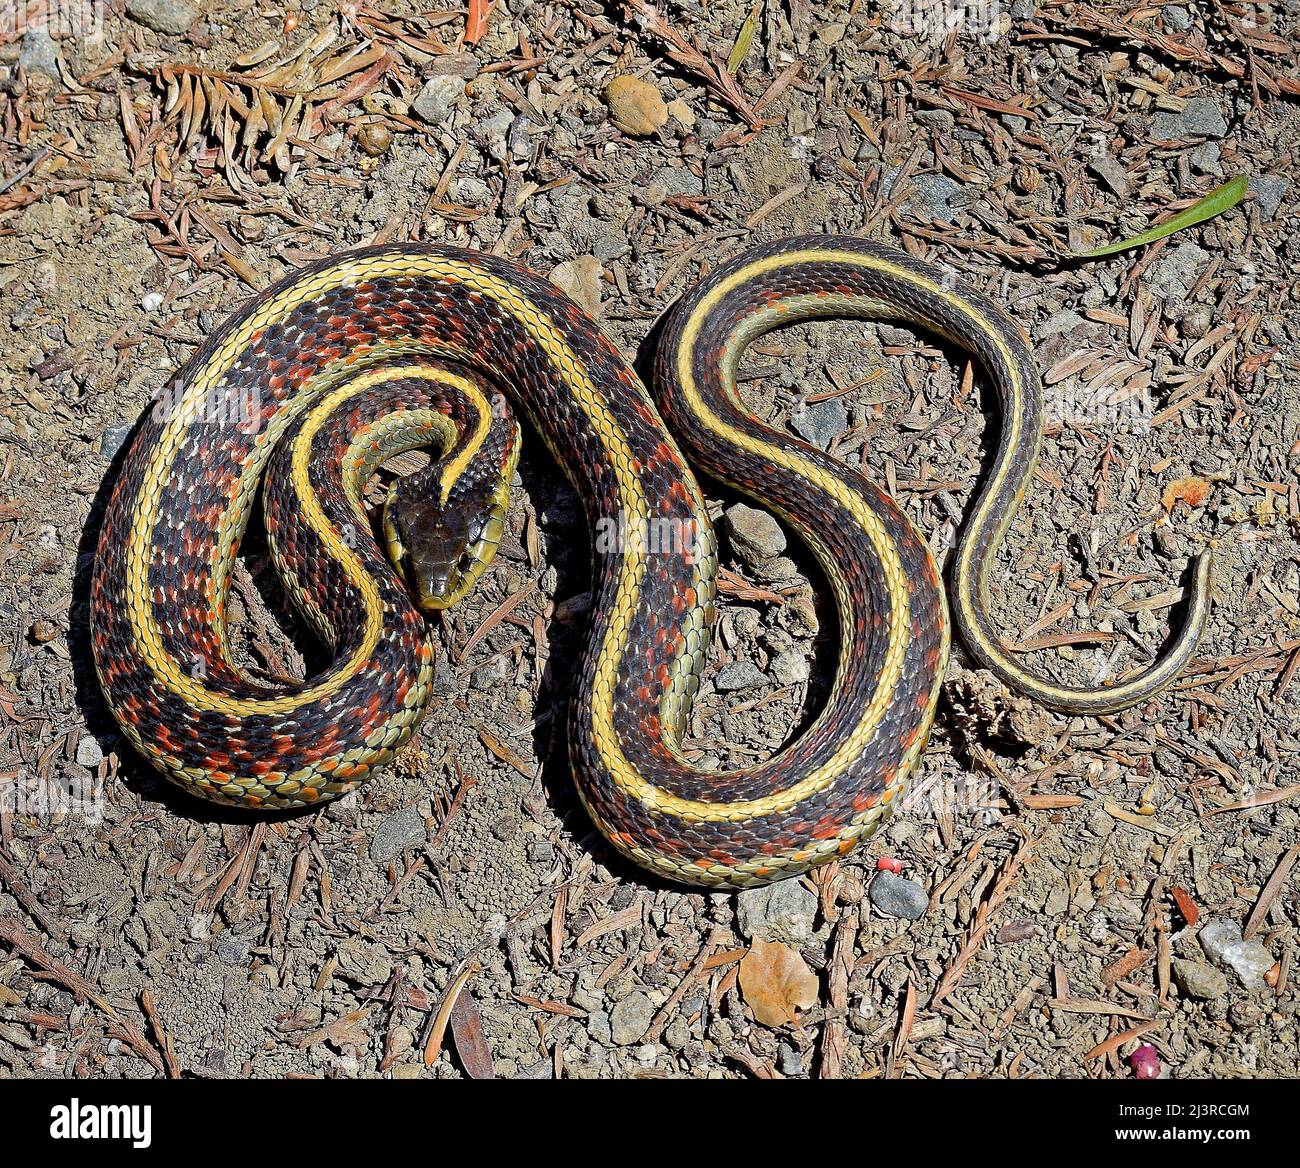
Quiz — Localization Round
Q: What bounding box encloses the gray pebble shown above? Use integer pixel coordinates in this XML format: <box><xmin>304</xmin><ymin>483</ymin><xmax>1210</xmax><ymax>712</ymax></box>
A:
<box><xmin>586</xmin><ymin>1009</ymin><xmax>612</xmax><ymax>1045</ymax></box>
<box><xmin>736</xmin><ymin>877</ymin><xmax>817</xmax><ymax>943</ymax></box>
<box><xmin>869</xmin><ymin>872</ymin><xmax>929</xmax><ymax>921</ymax></box>
<box><xmin>412</xmin><ymin>74</ymin><xmax>463</xmax><ymax>125</ymax></box>
<box><xmin>1249</xmin><ymin>174</ymin><xmax>1288</xmax><ymax>220</ymax></box>
<box><xmin>1171</xmin><ymin>957</ymin><xmax>1229</xmax><ymax>1000</ymax></box>
<box><xmin>609</xmin><ymin>991</ymin><xmax>654</xmax><ymax>1045</ymax></box>
<box><xmin>127</xmin><ymin>0</ymin><xmax>200</xmax><ymax>35</ymax></box>
<box><xmin>1150</xmin><ymin>98</ymin><xmax>1227</xmax><ymax>140</ymax></box>
<box><xmin>1161</xmin><ymin>4</ymin><xmax>1193</xmax><ymax>30</ymax></box>
<box><xmin>789</xmin><ymin>397</ymin><xmax>848</xmax><ymax>449</ymax></box>
<box><xmin>18</xmin><ymin>25</ymin><xmax>60</xmax><ymax>79</ymax></box>
<box><xmin>714</xmin><ymin>660</ymin><xmax>766</xmax><ymax>692</ymax></box>
<box><xmin>369</xmin><ymin>805</ymin><xmax>425</xmax><ymax>863</ymax></box>
<box><xmin>770</xmin><ymin>649</ymin><xmax>810</xmax><ymax>687</ymax></box>
<box><xmin>725</xmin><ymin>503</ymin><xmax>786</xmax><ymax>564</ymax></box>
<box><xmin>99</xmin><ymin>422</ymin><xmax>134</xmax><ymax>461</ymax></box>
<box><xmin>74</xmin><ymin>735</ymin><xmax>103</xmax><ymax>769</ymax></box>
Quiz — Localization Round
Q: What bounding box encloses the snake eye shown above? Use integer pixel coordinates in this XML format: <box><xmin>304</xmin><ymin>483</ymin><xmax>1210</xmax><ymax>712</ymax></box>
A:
<box><xmin>458</xmin><ymin>552</ymin><xmax>473</xmax><ymax>573</ymax></box>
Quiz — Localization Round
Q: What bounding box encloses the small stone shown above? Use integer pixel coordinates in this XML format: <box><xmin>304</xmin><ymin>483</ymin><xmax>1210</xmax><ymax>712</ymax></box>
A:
<box><xmin>777</xmin><ymin>1041</ymin><xmax>805</xmax><ymax>1076</ymax></box>
<box><xmin>491</xmin><ymin>813</ymin><xmax>518</xmax><ymax>841</ymax></box>
<box><xmin>736</xmin><ymin>877</ymin><xmax>817</xmax><ymax>943</ymax></box>
<box><xmin>1162</xmin><ymin>4</ymin><xmax>1193</xmax><ymax>31</ymax></box>
<box><xmin>1171</xmin><ymin>957</ymin><xmax>1229</xmax><ymax>1000</ymax></box>
<box><xmin>1199</xmin><ymin>918</ymin><xmax>1275</xmax><ymax>990</ymax></box>
<box><xmin>770</xmin><ymin>649</ymin><xmax>809</xmax><ymax>687</ymax></box>
<box><xmin>412</xmin><ymin>74</ymin><xmax>464</xmax><ymax>125</ymax></box>
<box><xmin>714</xmin><ymin>661</ymin><xmax>766</xmax><ymax>692</ymax></box>
<box><xmin>586</xmin><ymin>1009</ymin><xmax>612</xmax><ymax>1045</ymax></box>
<box><xmin>471</xmin><ymin>663</ymin><xmax>501</xmax><ymax>690</ymax></box>
<box><xmin>603</xmin><ymin>75</ymin><xmax>667</xmax><ymax>137</ymax></box>
<box><xmin>215</xmin><ymin>933</ymin><xmax>250</xmax><ymax>967</ymax></box>
<box><xmin>1249</xmin><ymin>174</ymin><xmax>1288</xmax><ymax>220</ymax></box>
<box><xmin>662</xmin><ymin>1015</ymin><xmax>690</xmax><ymax>1050</ymax></box>
<box><xmin>1187</xmin><ymin>142</ymin><xmax>1221</xmax><ymax>175</ymax></box>
<box><xmin>527</xmin><ymin>839</ymin><xmax>554</xmax><ymax>864</ymax></box>
<box><xmin>1228</xmin><ymin>1000</ymin><xmax>1263</xmax><ymax>1031</ymax></box>
<box><xmin>100</xmin><ymin>421</ymin><xmax>134</xmax><ymax>461</ymax></box>
<box><xmin>357</xmin><ymin>121</ymin><xmax>393</xmax><ymax>157</ymax></box>
<box><xmin>1150</xmin><ymin>98</ymin><xmax>1227</xmax><ymax>140</ymax></box>
<box><xmin>75</xmin><ymin>736</ymin><xmax>103</xmax><ymax>769</ymax></box>
<box><xmin>369</xmin><ymin>805</ymin><xmax>425</xmax><ymax>863</ymax></box>
<box><xmin>29</xmin><ymin>619</ymin><xmax>57</xmax><ymax>644</ymax></box>
<box><xmin>725</xmin><ymin>503</ymin><xmax>786</xmax><ymax>564</ymax></box>
<box><xmin>127</xmin><ymin>0</ymin><xmax>200</xmax><ymax>35</ymax></box>
<box><xmin>789</xmin><ymin>397</ymin><xmax>848</xmax><ymax>449</ymax></box>
<box><xmin>18</xmin><ymin>25</ymin><xmax>60</xmax><ymax>80</ymax></box>
<box><xmin>609</xmin><ymin>991</ymin><xmax>655</xmax><ymax>1045</ymax></box>
<box><xmin>910</xmin><ymin>173</ymin><xmax>962</xmax><ymax>222</ymax></box>
<box><xmin>869</xmin><ymin>872</ymin><xmax>929</xmax><ymax>921</ymax></box>
<box><xmin>548</xmin><ymin>255</ymin><xmax>603</xmax><ymax>318</ymax></box>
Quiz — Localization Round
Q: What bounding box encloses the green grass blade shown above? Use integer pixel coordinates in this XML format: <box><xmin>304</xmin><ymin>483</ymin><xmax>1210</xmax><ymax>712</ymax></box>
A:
<box><xmin>727</xmin><ymin>3</ymin><xmax>760</xmax><ymax>75</ymax></box>
<box><xmin>1070</xmin><ymin>175</ymin><xmax>1248</xmax><ymax>259</ymax></box>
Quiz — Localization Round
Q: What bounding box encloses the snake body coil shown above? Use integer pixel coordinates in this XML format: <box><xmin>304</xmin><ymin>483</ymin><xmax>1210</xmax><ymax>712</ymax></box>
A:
<box><xmin>90</xmin><ymin>237</ymin><xmax>1210</xmax><ymax>888</ymax></box>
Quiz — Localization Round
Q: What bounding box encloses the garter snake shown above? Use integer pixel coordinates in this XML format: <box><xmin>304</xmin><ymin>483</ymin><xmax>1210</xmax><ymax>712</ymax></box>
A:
<box><xmin>90</xmin><ymin>236</ymin><xmax>1212</xmax><ymax>888</ymax></box>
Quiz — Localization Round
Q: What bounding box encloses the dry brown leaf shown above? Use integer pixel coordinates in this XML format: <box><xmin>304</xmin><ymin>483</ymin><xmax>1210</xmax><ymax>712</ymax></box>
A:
<box><xmin>739</xmin><ymin>939</ymin><xmax>818</xmax><ymax>1027</ymax></box>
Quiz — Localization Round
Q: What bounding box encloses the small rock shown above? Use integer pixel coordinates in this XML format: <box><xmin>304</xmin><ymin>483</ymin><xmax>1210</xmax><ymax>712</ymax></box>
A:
<box><xmin>1171</xmin><ymin>957</ymin><xmax>1229</xmax><ymax>1000</ymax></box>
<box><xmin>1161</xmin><ymin>4</ymin><xmax>1193</xmax><ymax>30</ymax></box>
<box><xmin>609</xmin><ymin>991</ymin><xmax>654</xmax><ymax>1045</ymax></box>
<box><xmin>1199</xmin><ymin>919</ymin><xmax>1274</xmax><ymax>990</ymax></box>
<box><xmin>869</xmin><ymin>872</ymin><xmax>929</xmax><ymax>921</ymax></box>
<box><xmin>789</xmin><ymin>397</ymin><xmax>847</xmax><ymax>449</ymax></box>
<box><xmin>491</xmin><ymin>813</ymin><xmax>518</xmax><ymax>842</ymax></box>
<box><xmin>1187</xmin><ymin>142</ymin><xmax>1221</xmax><ymax>175</ymax></box>
<box><xmin>662</xmin><ymin>1015</ymin><xmax>690</xmax><ymax>1050</ymax></box>
<box><xmin>527</xmin><ymin>839</ymin><xmax>554</xmax><ymax>864</ymax></box>
<box><xmin>770</xmin><ymin>649</ymin><xmax>809</xmax><ymax>687</ymax></box>
<box><xmin>714</xmin><ymin>661</ymin><xmax>766</xmax><ymax>692</ymax></box>
<box><xmin>215</xmin><ymin>933</ymin><xmax>250</xmax><ymax>967</ymax></box>
<box><xmin>127</xmin><ymin>0</ymin><xmax>200</xmax><ymax>35</ymax></box>
<box><xmin>1228</xmin><ymin>1000</ymin><xmax>1263</xmax><ymax>1031</ymax></box>
<box><xmin>603</xmin><ymin>75</ymin><xmax>667</xmax><ymax>137</ymax></box>
<box><xmin>586</xmin><ymin>1009</ymin><xmax>612</xmax><ymax>1045</ymax></box>
<box><xmin>548</xmin><ymin>255</ymin><xmax>603</xmax><ymax>318</ymax></box>
<box><xmin>1148</xmin><ymin>241</ymin><xmax>1209</xmax><ymax>301</ymax></box>
<box><xmin>412</xmin><ymin>74</ymin><xmax>463</xmax><ymax>125</ymax></box>
<box><xmin>101</xmin><ymin>421</ymin><xmax>135</xmax><ymax>461</ymax></box>
<box><xmin>369</xmin><ymin>805</ymin><xmax>425</xmax><ymax>863</ymax></box>
<box><xmin>1150</xmin><ymin>98</ymin><xmax>1227</xmax><ymax>140</ymax></box>
<box><xmin>17</xmin><ymin>25</ymin><xmax>60</xmax><ymax>80</ymax></box>
<box><xmin>910</xmin><ymin>173</ymin><xmax>963</xmax><ymax>222</ymax></box>
<box><xmin>75</xmin><ymin>736</ymin><xmax>103</xmax><ymax>769</ymax></box>
<box><xmin>736</xmin><ymin>877</ymin><xmax>817</xmax><ymax>943</ymax></box>
<box><xmin>777</xmin><ymin>1041</ymin><xmax>805</xmax><ymax>1076</ymax></box>
<box><xmin>356</xmin><ymin>121</ymin><xmax>393</xmax><ymax>157</ymax></box>
<box><xmin>725</xmin><ymin>503</ymin><xmax>786</xmax><ymax>564</ymax></box>
<box><xmin>1249</xmin><ymin>174</ymin><xmax>1288</xmax><ymax>220</ymax></box>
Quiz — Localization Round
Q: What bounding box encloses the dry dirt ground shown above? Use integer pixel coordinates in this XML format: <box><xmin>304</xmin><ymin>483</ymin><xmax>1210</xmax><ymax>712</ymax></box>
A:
<box><xmin>0</xmin><ymin>0</ymin><xmax>1298</xmax><ymax>1079</ymax></box>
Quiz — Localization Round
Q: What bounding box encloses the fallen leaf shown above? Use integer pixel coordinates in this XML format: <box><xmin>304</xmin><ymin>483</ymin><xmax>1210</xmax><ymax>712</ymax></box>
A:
<box><xmin>1169</xmin><ymin>884</ymin><xmax>1199</xmax><ymax>929</ymax></box>
<box><xmin>739</xmin><ymin>939</ymin><xmax>819</xmax><ymax>1027</ymax></box>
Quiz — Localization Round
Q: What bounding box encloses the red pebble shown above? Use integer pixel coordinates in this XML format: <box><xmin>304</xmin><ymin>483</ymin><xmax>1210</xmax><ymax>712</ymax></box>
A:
<box><xmin>1128</xmin><ymin>1044</ymin><xmax>1161</xmax><ymax>1079</ymax></box>
<box><xmin>876</xmin><ymin>857</ymin><xmax>904</xmax><ymax>874</ymax></box>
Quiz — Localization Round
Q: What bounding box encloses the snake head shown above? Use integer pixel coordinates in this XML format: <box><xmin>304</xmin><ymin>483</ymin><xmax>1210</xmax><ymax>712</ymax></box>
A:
<box><xmin>382</xmin><ymin>471</ymin><xmax>509</xmax><ymax>611</ymax></box>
